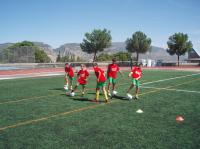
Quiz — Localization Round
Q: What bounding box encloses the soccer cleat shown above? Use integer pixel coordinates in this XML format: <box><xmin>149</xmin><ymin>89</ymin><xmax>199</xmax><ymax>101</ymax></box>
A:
<box><xmin>108</xmin><ymin>92</ymin><xmax>112</xmax><ymax>97</ymax></box>
<box><xmin>81</xmin><ymin>92</ymin><xmax>85</xmax><ymax>96</ymax></box>
<box><xmin>135</xmin><ymin>94</ymin><xmax>139</xmax><ymax>100</ymax></box>
<box><xmin>112</xmin><ymin>90</ymin><xmax>118</xmax><ymax>95</ymax></box>
<box><xmin>126</xmin><ymin>93</ymin><xmax>133</xmax><ymax>100</ymax></box>
<box><xmin>64</xmin><ymin>85</ymin><xmax>68</xmax><ymax>91</ymax></box>
<box><xmin>105</xmin><ymin>99</ymin><xmax>109</xmax><ymax>103</ymax></box>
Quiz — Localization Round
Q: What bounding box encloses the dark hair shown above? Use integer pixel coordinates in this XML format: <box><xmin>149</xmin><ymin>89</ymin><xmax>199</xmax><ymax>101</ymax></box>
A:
<box><xmin>112</xmin><ymin>58</ymin><xmax>116</xmax><ymax>62</ymax></box>
<box><xmin>139</xmin><ymin>63</ymin><xmax>143</xmax><ymax>66</ymax></box>
<box><xmin>93</xmin><ymin>63</ymin><xmax>98</xmax><ymax>67</ymax></box>
<box><xmin>81</xmin><ymin>64</ymin><xmax>86</xmax><ymax>67</ymax></box>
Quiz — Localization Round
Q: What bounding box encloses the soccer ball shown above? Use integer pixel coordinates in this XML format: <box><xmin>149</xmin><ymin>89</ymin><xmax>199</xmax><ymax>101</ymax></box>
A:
<box><xmin>126</xmin><ymin>93</ymin><xmax>133</xmax><ymax>100</ymax></box>
<box><xmin>64</xmin><ymin>85</ymin><xmax>68</xmax><ymax>90</ymax></box>
<box><xmin>112</xmin><ymin>90</ymin><xmax>118</xmax><ymax>95</ymax></box>
<box><xmin>70</xmin><ymin>92</ymin><xmax>75</xmax><ymax>97</ymax></box>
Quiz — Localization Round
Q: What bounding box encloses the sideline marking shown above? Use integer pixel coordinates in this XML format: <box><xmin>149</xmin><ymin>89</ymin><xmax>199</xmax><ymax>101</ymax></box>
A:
<box><xmin>142</xmin><ymin>86</ymin><xmax>200</xmax><ymax>94</ymax></box>
<box><xmin>0</xmin><ymin>77</ymin><xmax>199</xmax><ymax>131</ymax></box>
<box><xmin>143</xmin><ymin>73</ymin><xmax>200</xmax><ymax>85</ymax></box>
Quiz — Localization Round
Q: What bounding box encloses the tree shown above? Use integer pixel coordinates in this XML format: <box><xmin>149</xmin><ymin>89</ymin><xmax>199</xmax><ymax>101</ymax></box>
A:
<box><xmin>80</xmin><ymin>29</ymin><xmax>112</xmax><ymax>62</ymax></box>
<box><xmin>35</xmin><ymin>48</ymin><xmax>51</xmax><ymax>63</ymax></box>
<box><xmin>114</xmin><ymin>52</ymin><xmax>132</xmax><ymax>61</ymax></box>
<box><xmin>167</xmin><ymin>33</ymin><xmax>193</xmax><ymax>66</ymax></box>
<box><xmin>96</xmin><ymin>53</ymin><xmax>112</xmax><ymax>61</ymax></box>
<box><xmin>56</xmin><ymin>51</ymin><xmax>61</xmax><ymax>62</ymax></box>
<box><xmin>3</xmin><ymin>41</ymin><xmax>50</xmax><ymax>63</ymax></box>
<box><xmin>126</xmin><ymin>31</ymin><xmax>151</xmax><ymax>64</ymax></box>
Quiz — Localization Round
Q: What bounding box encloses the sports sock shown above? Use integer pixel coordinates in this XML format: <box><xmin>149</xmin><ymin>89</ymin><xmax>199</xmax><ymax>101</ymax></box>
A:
<box><xmin>104</xmin><ymin>90</ymin><xmax>108</xmax><ymax>101</ymax></box>
<box><xmin>96</xmin><ymin>90</ymin><xmax>100</xmax><ymax>101</ymax></box>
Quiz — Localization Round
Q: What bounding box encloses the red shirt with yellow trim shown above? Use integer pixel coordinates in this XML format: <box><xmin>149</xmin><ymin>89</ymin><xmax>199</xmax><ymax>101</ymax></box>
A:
<box><xmin>65</xmin><ymin>66</ymin><xmax>74</xmax><ymax>77</ymax></box>
<box><xmin>93</xmin><ymin>67</ymin><xmax>107</xmax><ymax>82</ymax></box>
<box><xmin>107</xmin><ymin>63</ymin><xmax>119</xmax><ymax>78</ymax></box>
<box><xmin>77</xmin><ymin>69</ymin><xmax>90</xmax><ymax>85</ymax></box>
<box><xmin>132</xmin><ymin>67</ymin><xmax>142</xmax><ymax>80</ymax></box>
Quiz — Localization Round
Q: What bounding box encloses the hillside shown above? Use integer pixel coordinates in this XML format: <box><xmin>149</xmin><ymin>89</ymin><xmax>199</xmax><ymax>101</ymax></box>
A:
<box><xmin>0</xmin><ymin>42</ymin><xmax>57</xmax><ymax>62</ymax></box>
<box><xmin>54</xmin><ymin>42</ymin><xmax>188</xmax><ymax>62</ymax></box>
<box><xmin>0</xmin><ymin>42</ymin><xmax>188</xmax><ymax>62</ymax></box>
<box><xmin>0</xmin><ymin>43</ymin><xmax>14</xmax><ymax>51</ymax></box>
<box><xmin>33</xmin><ymin>42</ymin><xmax>57</xmax><ymax>62</ymax></box>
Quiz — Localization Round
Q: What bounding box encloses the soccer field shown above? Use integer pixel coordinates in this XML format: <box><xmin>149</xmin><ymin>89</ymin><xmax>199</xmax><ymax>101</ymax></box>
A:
<box><xmin>0</xmin><ymin>69</ymin><xmax>200</xmax><ymax>149</ymax></box>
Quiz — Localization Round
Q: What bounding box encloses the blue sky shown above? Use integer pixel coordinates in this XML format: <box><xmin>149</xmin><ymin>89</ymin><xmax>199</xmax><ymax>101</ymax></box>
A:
<box><xmin>0</xmin><ymin>0</ymin><xmax>200</xmax><ymax>53</ymax></box>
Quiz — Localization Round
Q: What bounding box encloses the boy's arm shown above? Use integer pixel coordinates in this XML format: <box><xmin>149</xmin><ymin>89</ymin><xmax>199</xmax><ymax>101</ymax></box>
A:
<box><xmin>107</xmin><ymin>65</ymin><xmax>110</xmax><ymax>78</ymax></box>
<box><xmin>128</xmin><ymin>72</ymin><xmax>133</xmax><ymax>77</ymax></box>
<box><xmin>97</xmin><ymin>71</ymin><xmax>101</xmax><ymax>82</ymax></box>
<box><xmin>119</xmin><ymin>70</ymin><xmax>123</xmax><ymax>77</ymax></box>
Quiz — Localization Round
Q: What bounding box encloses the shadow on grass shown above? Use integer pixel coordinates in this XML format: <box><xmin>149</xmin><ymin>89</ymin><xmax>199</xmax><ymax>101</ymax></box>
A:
<box><xmin>72</xmin><ymin>97</ymin><xmax>91</xmax><ymax>102</ymax></box>
<box><xmin>111</xmin><ymin>95</ymin><xmax>129</xmax><ymax>101</ymax></box>
<box><xmin>49</xmin><ymin>88</ymin><xmax>65</xmax><ymax>91</ymax></box>
<box><xmin>87</xmin><ymin>92</ymin><xmax>103</xmax><ymax>95</ymax></box>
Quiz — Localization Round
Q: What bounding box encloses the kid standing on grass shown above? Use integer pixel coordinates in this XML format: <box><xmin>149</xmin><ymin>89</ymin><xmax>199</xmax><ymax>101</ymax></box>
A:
<box><xmin>93</xmin><ymin>63</ymin><xmax>109</xmax><ymax>103</ymax></box>
<box><xmin>107</xmin><ymin>58</ymin><xmax>123</xmax><ymax>96</ymax></box>
<box><xmin>64</xmin><ymin>63</ymin><xmax>75</xmax><ymax>91</ymax></box>
<box><xmin>71</xmin><ymin>64</ymin><xmax>90</xmax><ymax>96</ymax></box>
<box><xmin>127</xmin><ymin>63</ymin><xmax>143</xmax><ymax>99</ymax></box>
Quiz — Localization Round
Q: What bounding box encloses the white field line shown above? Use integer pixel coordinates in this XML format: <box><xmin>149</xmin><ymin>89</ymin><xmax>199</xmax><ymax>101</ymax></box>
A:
<box><xmin>142</xmin><ymin>73</ymin><xmax>200</xmax><ymax>85</ymax></box>
<box><xmin>0</xmin><ymin>72</ymin><xmax>64</xmax><ymax>80</ymax></box>
<box><xmin>141</xmin><ymin>86</ymin><xmax>200</xmax><ymax>94</ymax></box>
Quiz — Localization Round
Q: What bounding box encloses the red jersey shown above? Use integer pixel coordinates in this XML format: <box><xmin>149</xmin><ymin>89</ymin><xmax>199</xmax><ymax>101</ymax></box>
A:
<box><xmin>93</xmin><ymin>67</ymin><xmax>107</xmax><ymax>82</ymax></box>
<box><xmin>65</xmin><ymin>66</ymin><xmax>74</xmax><ymax>77</ymax></box>
<box><xmin>77</xmin><ymin>69</ymin><xmax>90</xmax><ymax>84</ymax></box>
<box><xmin>107</xmin><ymin>63</ymin><xmax>119</xmax><ymax>78</ymax></box>
<box><xmin>132</xmin><ymin>67</ymin><xmax>142</xmax><ymax>80</ymax></box>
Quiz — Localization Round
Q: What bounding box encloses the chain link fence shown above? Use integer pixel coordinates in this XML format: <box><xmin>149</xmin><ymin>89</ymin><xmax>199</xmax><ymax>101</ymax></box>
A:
<box><xmin>0</xmin><ymin>46</ymin><xmax>35</xmax><ymax>63</ymax></box>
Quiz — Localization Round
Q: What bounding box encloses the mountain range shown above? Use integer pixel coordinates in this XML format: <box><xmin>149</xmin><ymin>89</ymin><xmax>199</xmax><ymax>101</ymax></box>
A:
<box><xmin>0</xmin><ymin>42</ymin><xmax>188</xmax><ymax>62</ymax></box>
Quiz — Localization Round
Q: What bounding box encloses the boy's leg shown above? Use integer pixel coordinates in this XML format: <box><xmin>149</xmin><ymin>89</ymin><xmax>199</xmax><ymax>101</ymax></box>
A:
<box><xmin>64</xmin><ymin>74</ymin><xmax>69</xmax><ymax>89</ymax></box>
<box><xmin>103</xmin><ymin>86</ymin><xmax>109</xmax><ymax>102</ymax></box>
<box><xmin>112</xmin><ymin>78</ymin><xmax>117</xmax><ymax>91</ymax></box>
<box><xmin>81</xmin><ymin>85</ymin><xmax>86</xmax><ymax>96</ymax></box>
<box><xmin>107</xmin><ymin>77</ymin><xmax>112</xmax><ymax>96</ymax></box>
<box><xmin>69</xmin><ymin>77</ymin><xmax>74</xmax><ymax>90</ymax></box>
<box><xmin>95</xmin><ymin>88</ymin><xmax>100</xmax><ymax>101</ymax></box>
<box><xmin>135</xmin><ymin>80</ymin><xmax>140</xmax><ymax>99</ymax></box>
<box><xmin>127</xmin><ymin>83</ymin><xmax>134</xmax><ymax>93</ymax></box>
<box><xmin>71</xmin><ymin>83</ymin><xmax>79</xmax><ymax>93</ymax></box>
<box><xmin>127</xmin><ymin>78</ymin><xmax>137</xmax><ymax>93</ymax></box>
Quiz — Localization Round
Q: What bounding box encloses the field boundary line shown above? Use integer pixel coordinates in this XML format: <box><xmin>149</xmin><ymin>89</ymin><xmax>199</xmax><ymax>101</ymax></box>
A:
<box><xmin>139</xmin><ymin>78</ymin><xmax>200</xmax><ymax>96</ymax></box>
<box><xmin>141</xmin><ymin>86</ymin><xmax>200</xmax><ymax>94</ymax></box>
<box><xmin>143</xmin><ymin>72</ymin><xmax>200</xmax><ymax>85</ymax></box>
<box><xmin>0</xmin><ymin>78</ymin><xmax>199</xmax><ymax>131</ymax></box>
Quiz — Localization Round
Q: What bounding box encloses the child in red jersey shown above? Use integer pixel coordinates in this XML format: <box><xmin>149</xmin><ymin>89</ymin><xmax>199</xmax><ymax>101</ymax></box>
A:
<box><xmin>127</xmin><ymin>63</ymin><xmax>143</xmax><ymax>99</ymax></box>
<box><xmin>107</xmin><ymin>58</ymin><xmax>123</xmax><ymax>96</ymax></box>
<box><xmin>93</xmin><ymin>63</ymin><xmax>109</xmax><ymax>102</ymax></box>
<box><xmin>64</xmin><ymin>63</ymin><xmax>75</xmax><ymax>91</ymax></box>
<box><xmin>71</xmin><ymin>64</ymin><xmax>90</xmax><ymax>96</ymax></box>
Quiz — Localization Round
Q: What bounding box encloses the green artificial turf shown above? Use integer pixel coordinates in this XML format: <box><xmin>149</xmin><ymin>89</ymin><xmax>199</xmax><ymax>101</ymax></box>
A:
<box><xmin>0</xmin><ymin>70</ymin><xmax>200</xmax><ymax>149</ymax></box>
